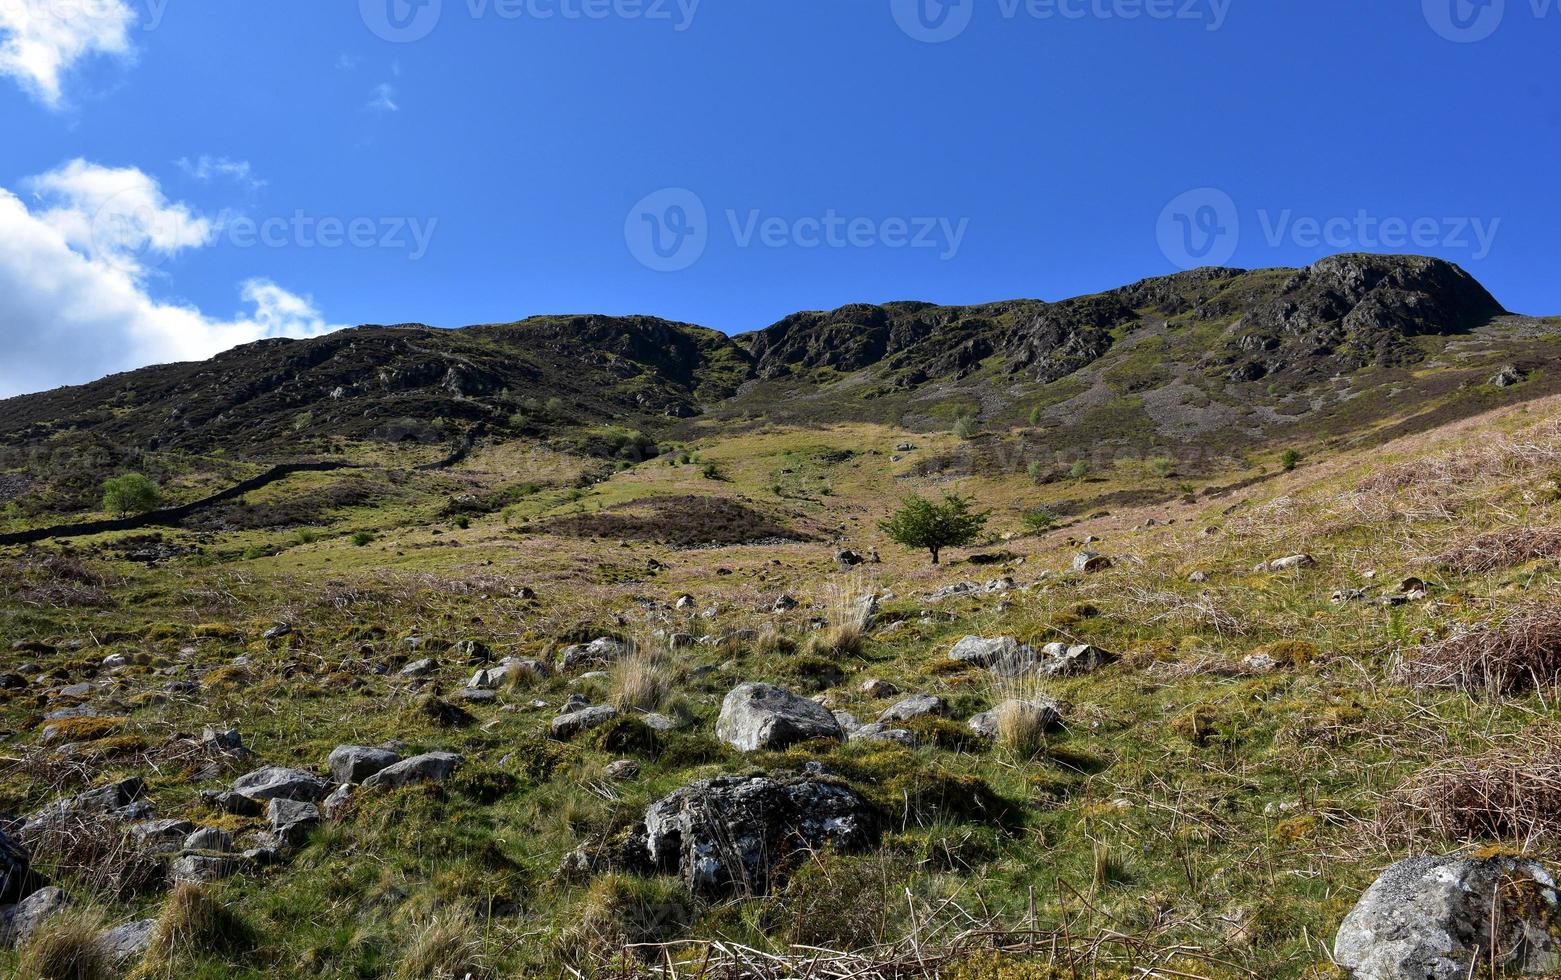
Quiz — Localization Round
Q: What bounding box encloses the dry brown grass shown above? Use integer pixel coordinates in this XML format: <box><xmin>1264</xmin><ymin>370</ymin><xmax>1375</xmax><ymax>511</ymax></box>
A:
<box><xmin>1394</xmin><ymin>733</ymin><xmax>1561</xmax><ymax>848</ymax></box>
<box><xmin>1434</xmin><ymin>524</ymin><xmax>1561</xmax><ymax>575</ymax></box>
<box><xmin>137</xmin><ymin>882</ymin><xmax>255</xmax><ymax>971</ymax></box>
<box><xmin>27</xmin><ymin>814</ymin><xmax>166</xmax><ymax>899</ymax></box>
<box><xmin>12</xmin><ymin>907</ymin><xmax>112</xmax><ymax>980</ymax></box>
<box><xmin>609</xmin><ymin>644</ymin><xmax>673</xmax><ymax>711</ymax></box>
<box><xmin>1398</xmin><ymin>606</ymin><xmax>1561</xmax><ymax>695</ymax></box>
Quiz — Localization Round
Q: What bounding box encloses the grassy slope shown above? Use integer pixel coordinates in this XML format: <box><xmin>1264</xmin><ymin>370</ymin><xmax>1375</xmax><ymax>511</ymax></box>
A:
<box><xmin>3</xmin><ymin>398</ymin><xmax>1561</xmax><ymax>977</ymax></box>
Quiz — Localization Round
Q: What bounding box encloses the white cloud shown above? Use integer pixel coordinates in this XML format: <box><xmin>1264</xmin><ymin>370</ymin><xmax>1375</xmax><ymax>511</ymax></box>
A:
<box><xmin>367</xmin><ymin>82</ymin><xmax>398</xmax><ymax>112</ymax></box>
<box><xmin>0</xmin><ymin>0</ymin><xmax>136</xmax><ymax>108</ymax></box>
<box><xmin>177</xmin><ymin>155</ymin><xmax>266</xmax><ymax>192</ymax></box>
<box><xmin>26</xmin><ymin>158</ymin><xmax>212</xmax><ymax>270</ymax></box>
<box><xmin>0</xmin><ymin>161</ymin><xmax>346</xmax><ymax>399</ymax></box>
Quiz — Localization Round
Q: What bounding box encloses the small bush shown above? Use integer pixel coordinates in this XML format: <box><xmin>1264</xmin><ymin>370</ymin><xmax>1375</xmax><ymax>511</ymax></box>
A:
<box><xmin>1281</xmin><ymin>449</ymin><xmax>1302</xmax><ymax>472</ymax></box>
<box><xmin>1396</xmin><ymin>734</ymin><xmax>1561</xmax><ymax>844</ymax></box>
<box><xmin>351</xmin><ymin>530</ymin><xmax>376</xmax><ymax>547</ymax></box>
<box><xmin>102</xmin><ymin>473</ymin><xmax>161</xmax><ymax>518</ymax></box>
<box><xmin>1020</xmin><ymin>507</ymin><xmax>1057</xmax><ymax>534</ymax></box>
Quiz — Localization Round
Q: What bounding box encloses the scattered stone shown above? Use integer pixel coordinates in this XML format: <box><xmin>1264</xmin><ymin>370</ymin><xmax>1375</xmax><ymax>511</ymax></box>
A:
<box><xmin>1332</xmin><ymin>588</ymin><xmax>1369</xmax><ymax>604</ymax></box>
<box><xmin>202</xmin><ymin>727</ymin><xmax>245</xmax><ymax>753</ymax></box>
<box><xmin>231</xmin><ymin>767</ymin><xmax>328</xmax><ymax>804</ymax></box>
<box><xmin>835</xmin><ymin>549</ymin><xmax>865</xmax><ymax>568</ymax></box>
<box><xmin>771</xmin><ymin>594</ymin><xmax>799</xmax><ymax>612</ymax></box>
<box><xmin>948</xmin><ymin>636</ymin><xmax>1032</xmax><ymax>669</ymax></box>
<box><xmin>2</xmin><ymin>885</ymin><xmax>69</xmax><ymax>945</ymax></box>
<box><xmin>362</xmin><ymin>752</ymin><xmax>463</xmax><ymax>790</ymax></box>
<box><xmin>1188</xmin><ymin>571</ymin><xmax>1211</xmax><ymax>584</ymax></box>
<box><xmin>1</xmin><ymin>830</ymin><xmax>31</xmax><ymax>903</ymax></box>
<box><xmin>399</xmin><ymin>658</ymin><xmax>438</xmax><ymax>678</ymax></box>
<box><xmin>1255</xmin><ymin>554</ymin><xmax>1316</xmax><ymax>573</ymax></box>
<box><xmin>454</xmin><ymin>688</ymin><xmax>497</xmax><ymax>703</ymax></box>
<box><xmin>23</xmin><ymin>777</ymin><xmax>146</xmax><ymax>837</ymax></box>
<box><xmin>878</xmin><ymin>694</ymin><xmax>947</xmax><ymax>723</ymax></box>
<box><xmin>183</xmin><ymin>827</ymin><xmax>234</xmax><ymax>853</ymax></box>
<box><xmin>1073</xmin><ymin>551</ymin><xmax>1112</xmax><ymax>573</ymax></box>
<box><xmin>551</xmin><ymin>705</ymin><xmax>619</xmax><ymax>740</ymax></box>
<box><xmin>267</xmin><ymin>799</ymin><xmax>320</xmax><ymax>846</ymax></box>
<box><xmin>1491</xmin><ymin>364</ymin><xmax>1526</xmax><ymax>388</ymax></box>
<box><xmin>451</xmin><ymin>639</ymin><xmax>491</xmax><ymax>663</ymax></box>
<box><xmin>832</xmin><ymin>710</ymin><xmax>861</xmax><ymax>733</ymax></box>
<box><xmin>559</xmin><ymin>638</ymin><xmax>631</xmax><ymax>672</ymax></box>
<box><xmin>1038</xmin><ymin>642</ymin><xmax>1116</xmax><ymax>678</ymax></box>
<box><xmin>323</xmin><ymin>784</ymin><xmax>353</xmax><ymax>820</ymax></box>
<box><xmin>634</xmin><ymin>773</ymin><xmax>879</xmax><ymax>896</ymax></box>
<box><xmin>97</xmin><ymin>918</ymin><xmax>157</xmax><ymax>961</ymax></box>
<box><xmin>1241</xmin><ymin>653</ymin><xmax>1283</xmax><ymax>674</ymax></box>
<box><xmin>716</xmin><ymin>684</ymin><xmax>846</xmax><ymax>752</ymax></box>
<box><xmin>848</xmin><ymin>723</ymin><xmax>917</xmax><ymax>746</ymax></box>
<box><xmin>603</xmin><ymin>760</ymin><xmax>640</xmax><ymax>781</ymax></box>
<box><xmin>1334</xmin><ymin>854</ymin><xmax>1561</xmax><ymax>979</ymax></box>
<box><xmin>925</xmin><ymin>581</ymin><xmax>981</xmax><ymax>601</ymax></box>
<box><xmin>131</xmin><ymin>819</ymin><xmax>193</xmax><ymax>852</ymax></box>
<box><xmin>262</xmin><ymin>623</ymin><xmax>293</xmax><ymax>640</ymax></box>
<box><xmin>967</xmin><ymin>699</ymin><xmax>1062</xmax><ymax>739</ymax></box>
<box><xmin>640</xmin><ymin>713</ymin><xmax>677</xmax><ymax>732</ymax></box>
<box><xmin>171</xmin><ymin>853</ymin><xmax>246</xmax><ymax>884</ymax></box>
<box><xmin>675</xmin><ymin>595</ymin><xmax>695</xmax><ymax>610</ymax></box>
<box><xmin>860</xmin><ymin>678</ymin><xmax>900</xmax><ymax>699</ymax></box>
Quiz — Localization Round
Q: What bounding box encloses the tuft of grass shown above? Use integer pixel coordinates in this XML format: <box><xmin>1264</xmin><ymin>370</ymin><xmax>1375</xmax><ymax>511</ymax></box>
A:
<box><xmin>13</xmin><ymin>908</ymin><xmax>112</xmax><ymax>980</ymax></box>
<box><xmin>608</xmin><ymin>644</ymin><xmax>673</xmax><ymax>711</ymax></box>
<box><xmin>394</xmin><ymin>910</ymin><xmax>487</xmax><ymax>980</ymax></box>
<box><xmin>566</xmin><ymin>874</ymin><xmax>692</xmax><ymax>961</ymax></box>
<box><xmin>137</xmin><ymin>883</ymin><xmax>255</xmax><ymax>972</ymax></box>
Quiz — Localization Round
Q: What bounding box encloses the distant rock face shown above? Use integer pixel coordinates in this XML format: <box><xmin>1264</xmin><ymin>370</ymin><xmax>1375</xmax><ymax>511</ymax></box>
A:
<box><xmin>716</xmin><ymin>684</ymin><xmax>845</xmax><ymax>752</ymax></box>
<box><xmin>635</xmin><ymin>774</ymin><xmax>879</xmax><ymax>896</ymax></box>
<box><xmin>1334</xmin><ymin>854</ymin><xmax>1561</xmax><ymax>979</ymax></box>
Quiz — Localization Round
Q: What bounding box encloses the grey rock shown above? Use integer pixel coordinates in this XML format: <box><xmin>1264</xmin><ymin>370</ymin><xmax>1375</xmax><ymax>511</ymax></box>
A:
<box><xmin>183</xmin><ymin>827</ymin><xmax>235</xmax><ymax>853</ymax></box>
<box><xmin>948</xmin><ymin>635</ymin><xmax>1032</xmax><ymax>668</ymax></box>
<box><xmin>716</xmin><ymin>684</ymin><xmax>845</xmax><ymax>752</ymax></box>
<box><xmin>1072</xmin><ymin>551</ymin><xmax>1112</xmax><ymax>573</ymax></box>
<box><xmin>602</xmin><ymin>760</ymin><xmax>640</xmax><ymax>781</ymax></box>
<box><xmin>848</xmin><ymin>723</ymin><xmax>917</xmax><ymax>746</ymax></box>
<box><xmin>1038</xmin><ymin>642</ymin><xmax>1116</xmax><ymax>678</ymax></box>
<box><xmin>559</xmin><ymin>637</ymin><xmax>630</xmax><ymax>672</ymax></box>
<box><xmin>550</xmin><ymin>705</ymin><xmax>619</xmax><ymax>740</ymax></box>
<box><xmin>878</xmin><ymin>694</ymin><xmax>947</xmax><ymax>723</ymax></box>
<box><xmin>202</xmin><ymin>726</ymin><xmax>245</xmax><ymax>752</ymax></box>
<box><xmin>0</xmin><ymin>830</ymin><xmax>29</xmax><ymax>904</ymax></box>
<box><xmin>1334</xmin><ymin>854</ymin><xmax>1561</xmax><ymax>979</ymax></box>
<box><xmin>1491</xmin><ymin>364</ymin><xmax>1525</xmax><ymax>388</ymax></box>
<box><xmin>636</xmin><ymin>774</ymin><xmax>878</xmax><ymax>896</ymax></box>
<box><xmin>1255</xmin><ymin>554</ymin><xmax>1316</xmax><ymax>573</ymax></box>
<box><xmin>267</xmin><ymin>798</ymin><xmax>320</xmax><ymax>846</ymax></box>
<box><xmin>130</xmin><ymin>819</ymin><xmax>193</xmax><ymax>852</ymax></box>
<box><xmin>323</xmin><ymin>784</ymin><xmax>353</xmax><ymax>820</ymax></box>
<box><xmin>232</xmin><ymin>767</ymin><xmax>327</xmax><ymax>803</ymax></box>
<box><xmin>925</xmin><ymin>581</ymin><xmax>981</xmax><ymax>601</ymax></box>
<box><xmin>98</xmin><ymin>918</ymin><xmax>157</xmax><ymax>961</ymax></box>
<box><xmin>771</xmin><ymin>594</ymin><xmax>799</xmax><ymax>612</ymax></box>
<box><xmin>967</xmin><ymin>699</ymin><xmax>1062</xmax><ymax>740</ymax></box>
<box><xmin>362</xmin><ymin>752</ymin><xmax>462</xmax><ymax>790</ymax></box>
<box><xmin>832</xmin><ymin>710</ymin><xmax>861</xmax><ymax>733</ymax></box>
<box><xmin>861</xmin><ymin>678</ymin><xmax>900</xmax><ymax>698</ymax></box>
<box><xmin>262</xmin><ymin>623</ymin><xmax>293</xmax><ymax>640</ymax></box>
<box><xmin>329</xmin><ymin>745</ymin><xmax>403</xmax><ymax>785</ymax></box>
<box><xmin>171</xmin><ymin>853</ymin><xmax>245</xmax><ymax>884</ymax></box>
<box><xmin>399</xmin><ymin>658</ymin><xmax>438</xmax><ymax>677</ymax></box>
<box><xmin>2</xmin><ymin>885</ymin><xmax>68</xmax><ymax>945</ymax></box>
<box><xmin>22</xmin><ymin>777</ymin><xmax>145</xmax><ymax>837</ymax></box>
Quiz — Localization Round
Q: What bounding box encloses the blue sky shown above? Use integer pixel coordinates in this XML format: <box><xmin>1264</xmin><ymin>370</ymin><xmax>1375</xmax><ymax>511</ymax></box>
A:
<box><xmin>1</xmin><ymin>0</ymin><xmax>1557</xmax><ymax>395</ymax></box>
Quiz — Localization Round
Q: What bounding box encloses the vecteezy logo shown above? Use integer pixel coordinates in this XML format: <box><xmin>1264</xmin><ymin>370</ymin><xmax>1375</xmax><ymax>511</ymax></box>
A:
<box><xmin>90</xmin><ymin>189</ymin><xmax>175</xmax><ymax>274</ymax></box>
<box><xmin>625</xmin><ymin>188</ymin><xmax>708</xmax><ymax>272</ymax></box>
<box><xmin>1423</xmin><ymin>0</ymin><xmax>1504</xmax><ymax>42</ymax></box>
<box><xmin>361</xmin><ymin>0</ymin><xmax>442</xmax><ymax>42</ymax></box>
<box><xmin>1157</xmin><ymin>188</ymin><xmax>1240</xmax><ymax>271</ymax></box>
<box><xmin>891</xmin><ymin>0</ymin><xmax>974</xmax><ymax>43</ymax></box>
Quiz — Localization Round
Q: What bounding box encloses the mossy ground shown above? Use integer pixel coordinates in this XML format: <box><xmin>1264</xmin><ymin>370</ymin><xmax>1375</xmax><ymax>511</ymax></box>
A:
<box><xmin>4</xmin><ymin>396</ymin><xmax>1561</xmax><ymax>977</ymax></box>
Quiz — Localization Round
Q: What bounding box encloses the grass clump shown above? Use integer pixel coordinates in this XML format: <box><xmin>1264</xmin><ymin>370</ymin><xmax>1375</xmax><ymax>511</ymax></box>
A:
<box><xmin>608</xmin><ymin>646</ymin><xmax>673</xmax><ymax>711</ymax></box>
<box><xmin>393</xmin><ymin>909</ymin><xmax>486</xmax><ymax>980</ymax></box>
<box><xmin>566</xmin><ymin>874</ymin><xmax>692</xmax><ymax>961</ymax></box>
<box><xmin>13</xmin><ymin>909</ymin><xmax>112</xmax><ymax>980</ymax></box>
<box><xmin>136</xmin><ymin>883</ymin><xmax>255</xmax><ymax>972</ymax></box>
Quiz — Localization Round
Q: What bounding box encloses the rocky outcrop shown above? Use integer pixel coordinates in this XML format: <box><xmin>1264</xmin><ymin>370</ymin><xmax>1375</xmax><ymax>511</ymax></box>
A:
<box><xmin>1334</xmin><ymin>854</ymin><xmax>1561</xmax><ymax>979</ymax></box>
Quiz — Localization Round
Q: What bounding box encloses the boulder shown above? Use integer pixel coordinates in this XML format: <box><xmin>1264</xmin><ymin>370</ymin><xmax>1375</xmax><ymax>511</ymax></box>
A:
<box><xmin>1072</xmin><ymin>551</ymin><xmax>1112</xmax><ymax>573</ymax></box>
<box><xmin>948</xmin><ymin>636</ymin><xmax>1034</xmax><ymax>670</ymax></box>
<box><xmin>362</xmin><ymin>752</ymin><xmax>462</xmax><ymax>790</ymax></box>
<box><xmin>878</xmin><ymin>694</ymin><xmax>947</xmax><ymax>723</ymax></box>
<box><xmin>559</xmin><ymin>638</ymin><xmax>630</xmax><ymax>673</ymax></box>
<box><xmin>848</xmin><ymin>724</ymin><xmax>918</xmax><ymax>746</ymax></box>
<box><xmin>171</xmin><ymin>853</ymin><xmax>245</xmax><ymax>884</ymax></box>
<box><xmin>398</xmin><ymin>658</ymin><xmax>438</xmax><ymax>677</ymax></box>
<box><xmin>771</xmin><ymin>594</ymin><xmax>799</xmax><ymax>612</ymax></box>
<box><xmin>323</xmin><ymin>784</ymin><xmax>353</xmax><ymax>820</ymax></box>
<box><xmin>231</xmin><ymin>767</ymin><xmax>327</xmax><ymax>803</ymax></box>
<box><xmin>0</xmin><ymin>830</ymin><xmax>29</xmax><ymax>904</ymax></box>
<box><xmin>967</xmin><ymin>699</ymin><xmax>1063</xmax><ymax>740</ymax></box>
<box><xmin>551</xmin><ymin>705</ymin><xmax>620</xmax><ymax>740</ymax></box>
<box><xmin>130</xmin><ymin>819</ymin><xmax>193</xmax><ymax>852</ymax></box>
<box><xmin>1038</xmin><ymin>642</ymin><xmax>1116</xmax><ymax>678</ymax></box>
<box><xmin>716</xmin><ymin>684</ymin><xmax>845</xmax><ymax>752</ymax></box>
<box><xmin>328</xmin><ymin>746</ymin><xmax>402</xmax><ymax>785</ymax></box>
<box><xmin>1491</xmin><ymin>364</ymin><xmax>1525</xmax><ymax>388</ymax></box>
<box><xmin>1</xmin><ymin>885</ymin><xmax>68</xmax><ymax>946</ymax></box>
<box><xmin>98</xmin><ymin>918</ymin><xmax>157</xmax><ymax>962</ymax></box>
<box><xmin>267</xmin><ymin>799</ymin><xmax>320</xmax><ymax>847</ymax></box>
<box><xmin>183</xmin><ymin>827</ymin><xmax>234</xmax><ymax>853</ymax></box>
<box><xmin>1334</xmin><ymin>854</ymin><xmax>1561</xmax><ymax>978</ymax></box>
<box><xmin>22</xmin><ymin>777</ymin><xmax>146</xmax><ymax>837</ymax></box>
<box><xmin>636</xmin><ymin>774</ymin><xmax>879</xmax><ymax>895</ymax></box>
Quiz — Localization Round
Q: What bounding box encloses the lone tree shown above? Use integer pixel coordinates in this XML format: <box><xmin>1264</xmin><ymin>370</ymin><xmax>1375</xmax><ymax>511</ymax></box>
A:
<box><xmin>879</xmin><ymin>493</ymin><xmax>990</xmax><ymax>565</ymax></box>
<box><xmin>102</xmin><ymin>473</ymin><xmax>161</xmax><ymax>519</ymax></box>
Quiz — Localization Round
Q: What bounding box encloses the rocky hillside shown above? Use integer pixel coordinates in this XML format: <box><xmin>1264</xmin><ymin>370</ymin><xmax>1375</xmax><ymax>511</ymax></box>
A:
<box><xmin>0</xmin><ymin>255</ymin><xmax>1545</xmax><ymax>473</ymax></box>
